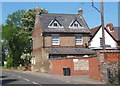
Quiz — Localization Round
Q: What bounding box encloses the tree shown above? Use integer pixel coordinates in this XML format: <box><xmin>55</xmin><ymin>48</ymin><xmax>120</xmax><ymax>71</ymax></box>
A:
<box><xmin>22</xmin><ymin>8</ymin><xmax>48</xmax><ymax>33</ymax></box>
<box><xmin>0</xmin><ymin>25</ymin><xmax>2</xmax><ymax>66</ymax></box>
<box><xmin>2</xmin><ymin>8</ymin><xmax>48</xmax><ymax>67</ymax></box>
<box><xmin>2</xmin><ymin>10</ymin><xmax>29</xmax><ymax>67</ymax></box>
<box><xmin>21</xmin><ymin>8</ymin><xmax>48</xmax><ymax>53</ymax></box>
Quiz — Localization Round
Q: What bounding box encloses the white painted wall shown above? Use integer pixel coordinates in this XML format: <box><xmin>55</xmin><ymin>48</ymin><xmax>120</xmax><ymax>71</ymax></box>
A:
<box><xmin>90</xmin><ymin>27</ymin><xmax>117</xmax><ymax>48</ymax></box>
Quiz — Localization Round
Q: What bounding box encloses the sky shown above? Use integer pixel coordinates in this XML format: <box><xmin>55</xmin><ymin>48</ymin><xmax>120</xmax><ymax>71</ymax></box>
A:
<box><xmin>1</xmin><ymin>2</ymin><xmax>119</xmax><ymax>28</ymax></box>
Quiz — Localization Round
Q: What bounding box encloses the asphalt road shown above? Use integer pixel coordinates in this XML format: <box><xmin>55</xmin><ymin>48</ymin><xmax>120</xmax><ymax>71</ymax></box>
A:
<box><xmin>1</xmin><ymin>70</ymin><xmax>73</xmax><ymax>85</ymax></box>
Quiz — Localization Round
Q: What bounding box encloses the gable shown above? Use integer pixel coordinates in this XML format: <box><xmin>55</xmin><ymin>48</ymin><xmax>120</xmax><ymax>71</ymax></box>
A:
<box><xmin>90</xmin><ymin>27</ymin><xmax>117</xmax><ymax>48</ymax></box>
<box><xmin>48</xmin><ymin>18</ymin><xmax>63</xmax><ymax>28</ymax></box>
<box><xmin>69</xmin><ymin>19</ymin><xmax>83</xmax><ymax>29</ymax></box>
<box><xmin>90</xmin><ymin>27</ymin><xmax>117</xmax><ymax>42</ymax></box>
<box><xmin>89</xmin><ymin>26</ymin><xmax>102</xmax><ymax>42</ymax></box>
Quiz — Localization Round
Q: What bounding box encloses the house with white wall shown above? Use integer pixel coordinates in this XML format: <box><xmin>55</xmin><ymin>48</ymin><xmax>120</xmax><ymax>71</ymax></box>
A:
<box><xmin>89</xmin><ymin>23</ymin><xmax>120</xmax><ymax>49</ymax></box>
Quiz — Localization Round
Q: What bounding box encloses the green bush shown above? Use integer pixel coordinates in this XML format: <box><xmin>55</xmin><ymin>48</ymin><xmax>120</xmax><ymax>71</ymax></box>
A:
<box><xmin>5</xmin><ymin>57</ymin><xmax>13</xmax><ymax>68</ymax></box>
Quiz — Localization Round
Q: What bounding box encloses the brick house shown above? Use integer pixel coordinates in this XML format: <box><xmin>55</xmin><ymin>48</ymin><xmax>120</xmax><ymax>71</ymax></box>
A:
<box><xmin>31</xmin><ymin>7</ymin><xmax>95</xmax><ymax>74</ymax></box>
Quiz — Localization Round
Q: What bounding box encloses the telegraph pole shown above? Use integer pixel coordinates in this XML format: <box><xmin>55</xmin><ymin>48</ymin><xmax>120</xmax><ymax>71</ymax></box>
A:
<box><xmin>100</xmin><ymin>0</ymin><xmax>105</xmax><ymax>50</ymax></box>
<box><xmin>92</xmin><ymin>0</ymin><xmax>105</xmax><ymax>50</ymax></box>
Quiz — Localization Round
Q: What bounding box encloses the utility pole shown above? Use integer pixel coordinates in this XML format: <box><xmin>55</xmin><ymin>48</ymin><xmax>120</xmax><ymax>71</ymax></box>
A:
<box><xmin>92</xmin><ymin>0</ymin><xmax>105</xmax><ymax>50</ymax></box>
<box><xmin>100</xmin><ymin>0</ymin><xmax>105</xmax><ymax>50</ymax></box>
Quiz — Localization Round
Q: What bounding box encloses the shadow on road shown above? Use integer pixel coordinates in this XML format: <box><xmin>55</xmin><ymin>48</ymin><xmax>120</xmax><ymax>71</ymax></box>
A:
<box><xmin>2</xmin><ymin>79</ymin><xmax>18</xmax><ymax>85</ymax></box>
<box><xmin>0</xmin><ymin>76</ymin><xmax>8</xmax><ymax>78</ymax></box>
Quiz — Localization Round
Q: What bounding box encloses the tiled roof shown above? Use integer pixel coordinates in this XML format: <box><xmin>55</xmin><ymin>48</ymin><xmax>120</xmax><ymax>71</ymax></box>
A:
<box><xmin>44</xmin><ymin>48</ymin><xmax>95</xmax><ymax>54</ymax></box>
<box><xmin>114</xmin><ymin>27</ymin><xmax>120</xmax><ymax>41</ymax></box>
<box><xmin>39</xmin><ymin>14</ymin><xmax>90</xmax><ymax>33</ymax></box>
<box><xmin>90</xmin><ymin>25</ymin><xmax>101</xmax><ymax>36</ymax></box>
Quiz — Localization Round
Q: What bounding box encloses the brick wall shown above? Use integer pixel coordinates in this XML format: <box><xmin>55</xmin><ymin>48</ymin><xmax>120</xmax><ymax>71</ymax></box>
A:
<box><xmin>50</xmin><ymin>59</ymin><xmax>72</xmax><ymax>75</ymax></box>
<box><xmin>44</xmin><ymin>36</ymin><xmax>51</xmax><ymax>47</ymax></box>
<box><xmin>104</xmin><ymin>53</ymin><xmax>120</xmax><ymax>62</ymax></box>
<box><xmin>98</xmin><ymin>50</ymin><xmax>120</xmax><ymax>83</ymax></box>
<box><xmin>50</xmin><ymin>57</ymin><xmax>100</xmax><ymax>78</ymax></box>
<box><xmin>60</xmin><ymin>36</ymin><xmax>75</xmax><ymax>46</ymax></box>
<box><xmin>44</xmin><ymin>34</ymin><xmax>90</xmax><ymax>47</ymax></box>
<box><xmin>89</xmin><ymin>57</ymin><xmax>100</xmax><ymax>80</ymax></box>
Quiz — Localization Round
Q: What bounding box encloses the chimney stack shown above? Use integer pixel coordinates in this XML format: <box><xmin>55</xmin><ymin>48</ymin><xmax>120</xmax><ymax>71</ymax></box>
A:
<box><xmin>106</xmin><ymin>23</ymin><xmax>114</xmax><ymax>31</ymax></box>
<box><xmin>78</xmin><ymin>8</ymin><xmax>83</xmax><ymax>16</ymax></box>
<box><xmin>35</xmin><ymin>6</ymin><xmax>41</xmax><ymax>15</ymax></box>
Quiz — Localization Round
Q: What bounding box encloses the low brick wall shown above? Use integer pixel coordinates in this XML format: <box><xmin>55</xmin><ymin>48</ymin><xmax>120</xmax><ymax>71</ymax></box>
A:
<box><xmin>98</xmin><ymin>50</ymin><xmax>120</xmax><ymax>84</ymax></box>
<box><xmin>104</xmin><ymin>53</ymin><xmax>120</xmax><ymax>62</ymax></box>
<box><xmin>89</xmin><ymin>57</ymin><xmax>100</xmax><ymax>80</ymax></box>
<box><xmin>50</xmin><ymin>56</ymin><xmax>100</xmax><ymax>79</ymax></box>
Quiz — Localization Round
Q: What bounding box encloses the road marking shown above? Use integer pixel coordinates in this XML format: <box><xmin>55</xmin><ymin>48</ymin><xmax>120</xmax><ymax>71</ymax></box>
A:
<box><xmin>17</xmin><ymin>76</ymin><xmax>22</xmax><ymax>78</ymax></box>
<box><xmin>23</xmin><ymin>78</ymin><xmax>30</xmax><ymax>81</ymax></box>
<box><xmin>7</xmin><ymin>73</ymin><xmax>10</xmax><ymax>74</ymax></box>
<box><xmin>11</xmin><ymin>74</ymin><xmax>15</xmax><ymax>76</ymax></box>
<box><xmin>66</xmin><ymin>81</ymin><xmax>70</xmax><ymax>83</ymax></box>
<box><xmin>73</xmin><ymin>83</ymin><xmax>78</xmax><ymax>84</ymax></box>
<box><xmin>32</xmin><ymin>82</ymin><xmax>38</xmax><ymax>84</ymax></box>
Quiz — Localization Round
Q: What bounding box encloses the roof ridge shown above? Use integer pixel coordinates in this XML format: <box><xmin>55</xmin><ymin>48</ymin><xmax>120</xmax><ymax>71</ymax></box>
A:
<box><xmin>41</xmin><ymin>13</ymin><xmax>78</xmax><ymax>15</ymax></box>
<box><xmin>90</xmin><ymin>25</ymin><xmax>101</xmax><ymax>29</ymax></box>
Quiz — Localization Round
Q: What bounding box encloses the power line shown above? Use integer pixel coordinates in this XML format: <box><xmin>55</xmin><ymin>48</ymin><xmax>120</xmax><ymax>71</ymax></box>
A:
<box><xmin>91</xmin><ymin>0</ymin><xmax>101</xmax><ymax>13</ymax></box>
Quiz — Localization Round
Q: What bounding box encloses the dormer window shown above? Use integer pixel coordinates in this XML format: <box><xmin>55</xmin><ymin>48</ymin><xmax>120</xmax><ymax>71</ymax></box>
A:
<box><xmin>53</xmin><ymin>23</ymin><xmax>58</xmax><ymax>27</ymax></box>
<box><xmin>69</xmin><ymin>19</ymin><xmax>83</xmax><ymax>29</ymax></box>
<box><xmin>48</xmin><ymin>18</ymin><xmax>64</xmax><ymax>28</ymax></box>
<box><xmin>74</xmin><ymin>23</ymin><xmax>78</xmax><ymax>27</ymax></box>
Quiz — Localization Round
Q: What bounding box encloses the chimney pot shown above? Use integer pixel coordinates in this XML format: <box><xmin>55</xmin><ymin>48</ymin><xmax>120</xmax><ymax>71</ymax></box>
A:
<box><xmin>78</xmin><ymin>8</ymin><xmax>83</xmax><ymax>16</ymax></box>
<box><xmin>106</xmin><ymin>23</ymin><xmax>114</xmax><ymax>31</ymax></box>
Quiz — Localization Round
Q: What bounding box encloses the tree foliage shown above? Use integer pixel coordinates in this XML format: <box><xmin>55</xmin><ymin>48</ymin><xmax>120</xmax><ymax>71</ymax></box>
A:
<box><xmin>22</xmin><ymin>8</ymin><xmax>48</xmax><ymax>33</ymax></box>
<box><xmin>2</xmin><ymin>8</ymin><xmax>48</xmax><ymax>67</ymax></box>
<box><xmin>2</xmin><ymin>10</ymin><xmax>29</xmax><ymax>67</ymax></box>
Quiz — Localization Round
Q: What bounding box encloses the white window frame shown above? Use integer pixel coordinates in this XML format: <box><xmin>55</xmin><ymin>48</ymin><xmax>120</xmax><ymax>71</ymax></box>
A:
<box><xmin>48</xmin><ymin>20</ymin><xmax>64</xmax><ymax>28</ymax></box>
<box><xmin>75</xmin><ymin>34</ymin><xmax>83</xmax><ymax>45</ymax></box>
<box><xmin>52</xmin><ymin>34</ymin><xmax>60</xmax><ymax>45</ymax></box>
<box><xmin>69</xmin><ymin>20</ymin><xmax>83</xmax><ymax>29</ymax></box>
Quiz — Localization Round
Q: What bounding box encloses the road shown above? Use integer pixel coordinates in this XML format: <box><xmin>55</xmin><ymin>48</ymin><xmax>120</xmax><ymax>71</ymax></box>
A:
<box><xmin>1</xmin><ymin>70</ymin><xmax>73</xmax><ymax>85</ymax></box>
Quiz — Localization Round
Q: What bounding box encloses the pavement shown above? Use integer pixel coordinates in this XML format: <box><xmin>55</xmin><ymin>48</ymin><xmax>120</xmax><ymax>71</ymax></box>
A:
<box><xmin>14</xmin><ymin>70</ymin><xmax>105</xmax><ymax>84</ymax></box>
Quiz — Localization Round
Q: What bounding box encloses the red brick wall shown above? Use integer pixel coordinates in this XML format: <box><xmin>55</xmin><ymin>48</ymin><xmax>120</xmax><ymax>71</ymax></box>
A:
<box><xmin>89</xmin><ymin>57</ymin><xmax>100</xmax><ymax>80</ymax></box>
<box><xmin>50</xmin><ymin>57</ymin><xmax>100</xmax><ymax>78</ymax></box>
<box><xmin>104</xmin><ymin>53</ymin><xmax>120</xmax><ymax>62</ymax></box>
<box><xmin>98</xmin><ymin>50</ymin><xmax>120</xmax><ymax>62</ymax></box>
<box><xmin>51</xmin><ymin>59</ymin><xmax>73</xmax><ymax>75</ymax></box>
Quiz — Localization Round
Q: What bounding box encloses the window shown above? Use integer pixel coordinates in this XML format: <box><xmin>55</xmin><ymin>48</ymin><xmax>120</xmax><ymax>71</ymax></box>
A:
<box><xmin>52</xmin><ymin>34</ymin><xmax>59</xmax><ymax>45</ymax></box>
<box><xmin>49</xmin><ymin>55</ymin><xmax>61</xmax><ymax>59</ymax></box>
<box><xmin>48</xmin><ymin>19</ymin><xmax>64</xmax><ymax>28</ymax></box>
<box><xmin>75</xmin><ymin>34</ymin><xmax>83</xmax><ymax>45</ymax></box>
<box><xmin>53</xmin><ymin>23</ymin><xmax>57</xmax><ymax>26</ymax></box>
<box><xmin>69</xmin><ymin>20</ymin><xmax>83</xmax><ymax>29</ymax></box>
<box><xmin>100</xmin><ymin>38</ymin><xmax>103</xmax><ymax>47</ymax></box>
<box><xmin>74</xmin><ymin>23</ymin><xmax>78</xmax><ymax>27</ymax></box>
<box><xmin>67</xmin><ymin>55</ymin><xmax>74</xmax><ymax>58</ymax></box>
